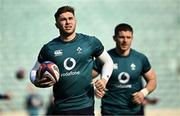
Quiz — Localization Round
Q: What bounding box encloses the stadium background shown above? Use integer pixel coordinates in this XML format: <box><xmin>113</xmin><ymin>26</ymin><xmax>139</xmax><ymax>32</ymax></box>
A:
<box><xmin>0</xmin><ymin>0</ymin><xmax>180</xmax><ymax>115</ymax></box>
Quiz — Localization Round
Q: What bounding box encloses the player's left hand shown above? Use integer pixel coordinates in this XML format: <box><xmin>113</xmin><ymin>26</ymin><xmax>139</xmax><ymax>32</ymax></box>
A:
<box><xmin>94</xmin><ymin>88</ymin><xmax>105</xmax><ymax>98</ymax></box>
<box><xmin>37</xmin><ymin>77</ymin><xmax>55</xmax><ymax>87</ymax></box>
<box><xmin>94</xmin><ymin>78</ymin><xmax>107</xmax><ymax>98</ymax></box>
<box><xmin>132</xmin><ymin>91</ymin><xmax>145</xmax><ymax>104</ymax></box>
<box><xmin>95</xmin><ymin>78</ymin><xmax>107</xmax><ymax>92</ymax></box>
<box><xmin>34</xmin><ymin>74</ymin><xmax>55</xmax><ymax>88</ymax></box>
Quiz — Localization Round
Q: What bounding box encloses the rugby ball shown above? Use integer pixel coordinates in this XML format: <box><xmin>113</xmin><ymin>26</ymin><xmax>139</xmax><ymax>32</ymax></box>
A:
<box><xmin>38</xmin><ymin>61</ymin><xmax>60</xmax><ymax>85</ymax></box>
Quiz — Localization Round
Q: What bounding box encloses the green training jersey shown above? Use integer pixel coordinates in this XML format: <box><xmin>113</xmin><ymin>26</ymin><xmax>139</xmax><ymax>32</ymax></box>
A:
<box><xmin>38</xmin><ymin>33</ymin><xmax>104</xmax><ymax>111</ymax></box>
<box><xmin>94</xmin><ymin>48</ymin><xmax>151</xmax><ymax>115</ymax></box>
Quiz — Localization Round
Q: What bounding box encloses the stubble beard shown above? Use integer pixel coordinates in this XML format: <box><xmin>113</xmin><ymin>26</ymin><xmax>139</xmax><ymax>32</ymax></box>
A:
<box><xmin>60</xmin><ymin>28</ymin><xmax>75</xmax><ymax>37</ymax></box>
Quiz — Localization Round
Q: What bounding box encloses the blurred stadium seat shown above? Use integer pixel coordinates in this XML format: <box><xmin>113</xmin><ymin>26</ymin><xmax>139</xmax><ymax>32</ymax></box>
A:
<box><xmin>0</xmin><ymin>0</ymin><xmax>180</xmax><ymax>115</ymax></box>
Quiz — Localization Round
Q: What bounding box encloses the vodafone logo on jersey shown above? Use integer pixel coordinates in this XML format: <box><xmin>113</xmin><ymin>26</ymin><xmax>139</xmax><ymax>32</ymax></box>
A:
<box><xmin>118</xmin><ymin>72</ymin><xmax>130</xmax><ymax>84</ymax></box>
<box><xmin>61</xmin><ymin>57</ymin><xmax>80</xmax><ymax>77</ymax></box>
<box><xmin>63</xmin><ymin>57</ymin><xmax>76</xmax><ymax>70</ymax></box>
<box><xmin>116</xmin><ymin>72</ymin><xmax>132</xmax><ymax>88</ymax></box>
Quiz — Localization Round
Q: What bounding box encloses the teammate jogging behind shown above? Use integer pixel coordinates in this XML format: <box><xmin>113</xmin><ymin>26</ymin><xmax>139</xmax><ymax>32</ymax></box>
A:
<box><xmin>93</xmin><ymin>23</ymin><xmax>157</xmax><ymax>115</ymax></box>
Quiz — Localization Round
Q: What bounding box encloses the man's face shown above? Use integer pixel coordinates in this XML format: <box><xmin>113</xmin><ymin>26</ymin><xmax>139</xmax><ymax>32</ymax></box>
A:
<box><xmin>114</xmin><ymin>31</ymin><xmax>133</xmax><ymax>52</ymax></box>
<box><xmin>56</xmin><ymin>12</ymin><xmax>76</xmax><ymax>36</ymax></box>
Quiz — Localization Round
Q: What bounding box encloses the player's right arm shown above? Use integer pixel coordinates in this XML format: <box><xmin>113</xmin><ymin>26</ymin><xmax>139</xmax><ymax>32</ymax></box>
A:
<box><xmin>132</xmin><ymin>68</ymin><xmax>157</xmax><ymax>104</ymax></box>
<box><xmin>30</xmin><ymin>61</ymin><xmax>54</xmax><ymax>88</ymax></box>
<box><xmin>93</xmin><ymin>50</ymin><xmax>113</xmax><ymax>98</ymax></box>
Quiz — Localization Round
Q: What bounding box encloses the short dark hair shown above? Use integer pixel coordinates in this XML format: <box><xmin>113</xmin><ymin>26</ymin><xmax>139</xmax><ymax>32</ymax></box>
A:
<box><xmin>54</xmin><ymin>6</ymin><xmax>75</xmax><ymax>21</ymax></box>
<box><xmin>114</xmin><ymin>23</ymin><xmax>133</xmax><ymax>36</ymax></box>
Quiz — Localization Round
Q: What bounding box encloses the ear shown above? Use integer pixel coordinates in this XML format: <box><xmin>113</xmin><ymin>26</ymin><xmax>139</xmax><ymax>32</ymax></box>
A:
<box><xmin>55</xmin><ymin>23</ymin><xmax>59</xmax><ymax>29</ymax></box>
<box><xmin>113</xmin><ymin>35</ymin><xmax>116</xmax><ymax>41</ymax></box>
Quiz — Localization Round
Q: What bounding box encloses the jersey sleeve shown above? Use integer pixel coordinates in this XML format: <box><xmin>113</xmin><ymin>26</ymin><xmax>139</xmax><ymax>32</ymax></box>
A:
<box><xmin>141</xmin><ymin>54</ymin><xmax>151</xmax><ymax>74</ymax></box>
<box><xmin>38</xmin><ymin>45</ymin><xmax>50</xmax><ymax>63</ymax></box>
<box><xmin>91</xmin><ymin>37</ymin><xmax>104</xmax><ymax>58</ymax></box>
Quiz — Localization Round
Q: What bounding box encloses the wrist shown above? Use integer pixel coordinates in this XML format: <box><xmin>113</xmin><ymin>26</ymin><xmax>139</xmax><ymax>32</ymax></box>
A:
<box><xmin>101</xmin><ymin>75</ymin><xmax>110</xmax><ymax>82</ymax></box>
<box><xmin>100</xmin><ymin>77</ymin><xmax>108</xmax><ymax>91</ymax></box>
<box><xmin>140</xmin><ymin>88</ymin><xmax>149</xmax><ymax>97</ymax></box>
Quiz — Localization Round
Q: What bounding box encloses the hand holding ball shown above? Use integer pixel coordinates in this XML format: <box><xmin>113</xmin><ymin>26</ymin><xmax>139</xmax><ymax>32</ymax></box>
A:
<box><xmin>35</xmin><ymin>61</ymin><xmax>60</xmax><ymax>87</ymax></box>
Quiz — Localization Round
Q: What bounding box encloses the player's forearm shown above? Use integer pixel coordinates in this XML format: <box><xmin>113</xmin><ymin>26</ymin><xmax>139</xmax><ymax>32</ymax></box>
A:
<box><xmin>141</xmin><ymin>69</ymin><xmax>157</xmax><ymax>97</ymax></box>
<box><xmin>30</xmin><ymin>69</ymin><xmax>43</xmax><ymax>87</ymax></box>
<box><xmin>145</xmin><ymin>77</ymin><xmax>157</xmax><ymax>94</ymax></box>
<box><xmin>98</xmin><ymin>50</ymin><xmax>113</xmax><ymax>82</ymax></box>
<box><xmin>141</xmin><ymin>77</ymin><xmax>156</xmax><ymax>97</ymax></box>
<box><xmin>30</xmin><ymin>61</ymin><xmax>40</xmax><ymax>84</ymax></box>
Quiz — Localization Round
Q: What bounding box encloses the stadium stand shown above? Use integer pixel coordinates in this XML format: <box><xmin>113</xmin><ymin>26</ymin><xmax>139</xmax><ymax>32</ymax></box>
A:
<box><xmin>0</xmin><ymin>0</ymin><xmax>180</xmax><ymax>115</ymax></box>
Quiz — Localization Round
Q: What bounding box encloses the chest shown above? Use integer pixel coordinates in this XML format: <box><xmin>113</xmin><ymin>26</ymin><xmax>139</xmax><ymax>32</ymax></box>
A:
<box><xmin>46</xmin><ymin>42</ymin><xmax>93</xmax><ymax>70</ymax></box>
<box><xmin>111</xmin><ymin>56</ymin><xmax>143</xmax><ymax>82</ymax></box>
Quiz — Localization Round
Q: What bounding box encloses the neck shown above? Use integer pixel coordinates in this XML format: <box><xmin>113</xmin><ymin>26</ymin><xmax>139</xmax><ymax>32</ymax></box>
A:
<box><xmin>60</xmin><ymin>32</ymin><xmax>76</xmax><ymax>42</ymax></box>
<box><xmin>115</xmin><ymin>48</ymin><xmax>130</xmax><ymax>56</ymax></box>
